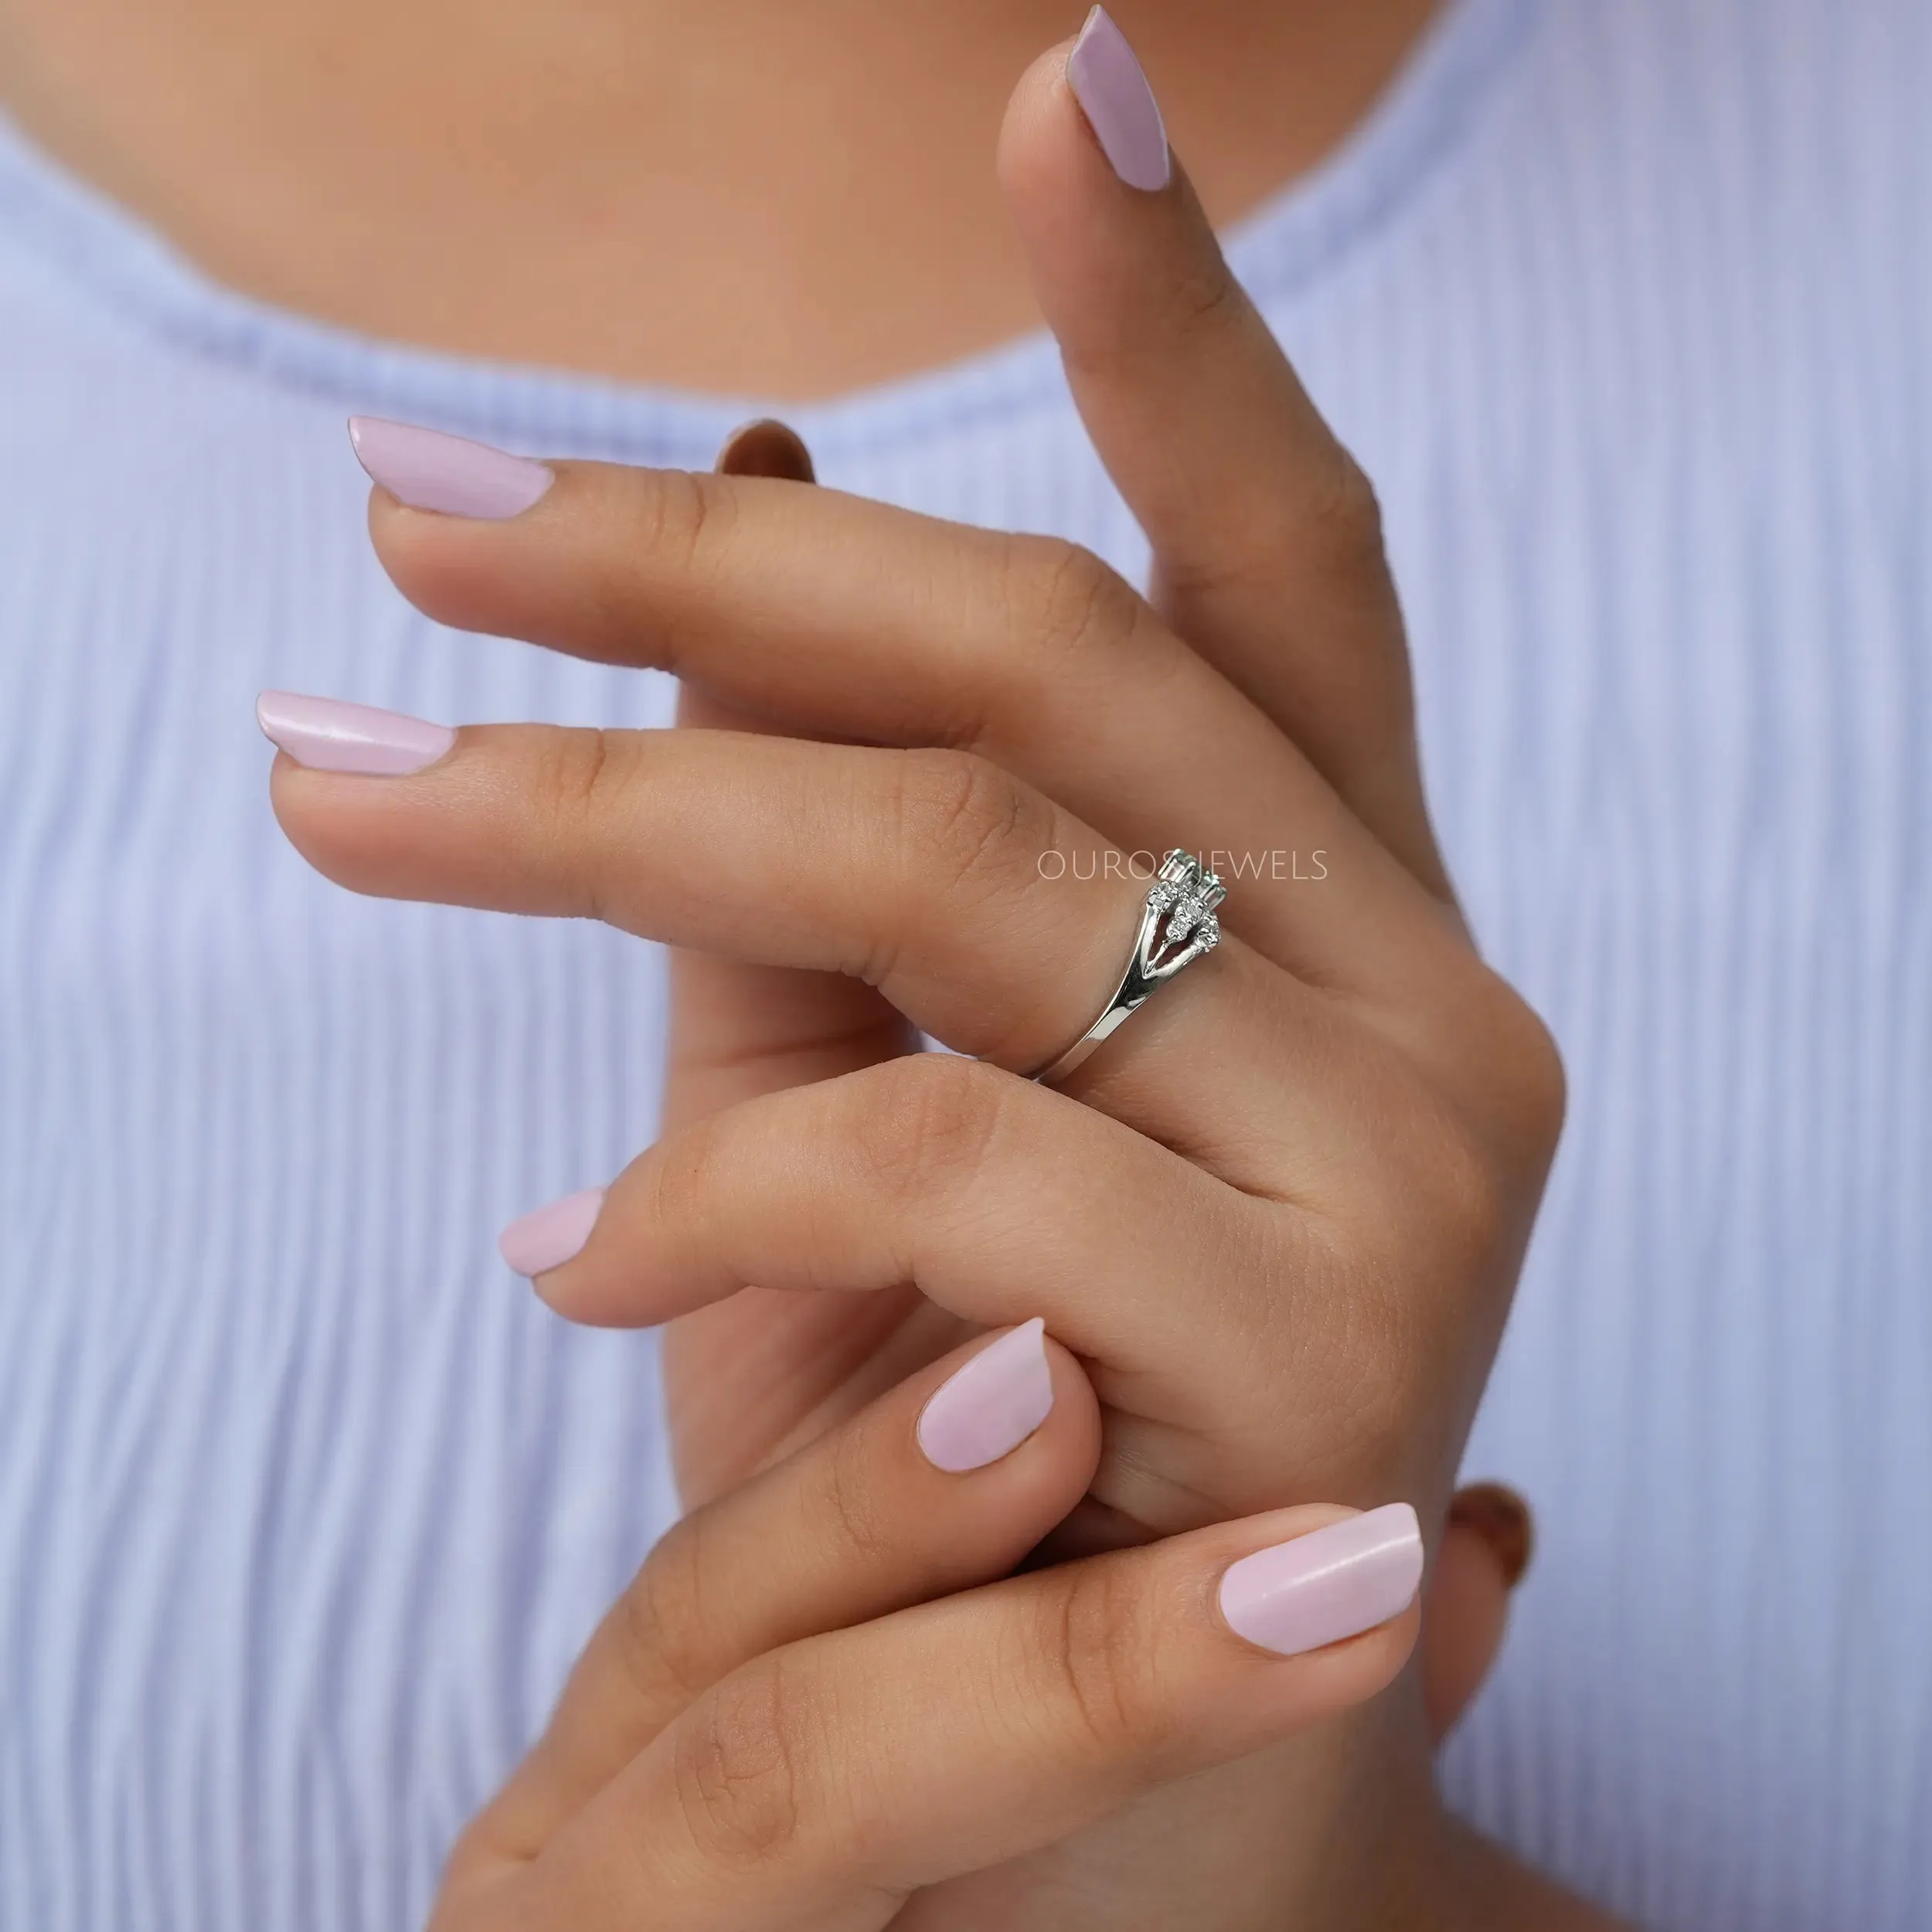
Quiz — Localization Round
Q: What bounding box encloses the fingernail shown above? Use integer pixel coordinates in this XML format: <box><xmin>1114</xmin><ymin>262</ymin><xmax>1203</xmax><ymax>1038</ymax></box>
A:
<box><xmin>499</xmin><ymin>1188</ymin><xmax>607</xmax><ymax>1278</ymax></box>
<box><xmin>349</xmin><ymin>415</ymin><xmax>555</xmax><ymax>519</ymax></box>
<box><xmin>1066</xmin><ymin>7</ymin><xmax>1171</xmax><ymax>192</ymax></box>
<box><xmin>1447</xmin><ymin>1481</ymin><xmax>1535</xmax><ymax>1588</ymax></box>
<box><xmin>257</xmin><ymin>689</ymin><xmax>455</xmax><ymax>775</ymax></box>
<box><xmin>714</xmin><ymin>418</ymin><xmax>817</xmax><ymax>483</ymax></box>
<box><xmin>917</xmin><ymin>1318</ymin><xmax>1055</xmax><ymax>1472</ymax></box>
<box><xmin>1219</xmin><ymin>1503</ymin><xmax>1424</xmax><ymax>1657</ymax></box>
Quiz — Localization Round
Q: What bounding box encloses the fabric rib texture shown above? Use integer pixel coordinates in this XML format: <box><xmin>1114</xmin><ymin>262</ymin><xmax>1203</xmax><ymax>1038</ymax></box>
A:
<box><xmin>0</xmin><ymin>2</ymin><xmax>1927</xmax><ymax>1927</ymax></box>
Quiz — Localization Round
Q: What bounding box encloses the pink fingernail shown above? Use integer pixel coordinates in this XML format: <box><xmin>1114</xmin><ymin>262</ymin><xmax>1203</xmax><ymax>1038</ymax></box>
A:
<box><xmin>1066</xmin><ymin>7</ymin><xmax>1171</xmax><ymax>192</ymax></box>
<box><xmin>499</xmin><ymin>1188</ymin><xmax>607</xmax><ymax>1278</ymax></box>
<box><xmin>349</xmin><ymin>416</ymin><xmax>555</xmax><ymax>519</ymax></box>
<box><xmin>1218</xmin><ymin>1504</ymin><xmax>1423</xmax><ymax>1656</ymax></box>
<box><xmin>257</xmin><ymin>690</ymin><xmax>455</xmax><ymax>775</ymax></box>
<box><xmin>917</xmin><ymin>1319</ymin><xmax>1055</xmax><ymax>1472</ymax></box>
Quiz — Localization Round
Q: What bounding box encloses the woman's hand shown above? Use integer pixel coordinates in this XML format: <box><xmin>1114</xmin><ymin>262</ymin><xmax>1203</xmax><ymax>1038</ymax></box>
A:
<box><xmin>262</xmin><ymin>15</ymin><xmax>1577</xmax><ymax>1923</ymax></box>
<box><xmin>430</xmin><ymin>1323</ymin><xmax>1426</xmax><ymax>1930</ymax></box>
<box><xmin>687</xmin><ymin>417</ymin><xmax>1534</xmax><ymax>1759</ymax></box>
<box><xmin>267</xmin><ymin>42</ymin><xmax>1563</xmax><ymax>1529</ymax></box>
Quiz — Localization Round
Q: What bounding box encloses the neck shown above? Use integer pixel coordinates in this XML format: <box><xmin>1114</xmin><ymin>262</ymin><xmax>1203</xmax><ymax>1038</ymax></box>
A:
<box><xmin>0</xmin><ymin>0</ymin><xmax>1439</xmax><ymax>397</ymax></box>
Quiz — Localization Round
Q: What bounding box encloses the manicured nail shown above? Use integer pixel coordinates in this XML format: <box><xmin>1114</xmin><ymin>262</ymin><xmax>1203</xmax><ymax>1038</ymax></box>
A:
<box><xmin>257</xmin><ymin>690</ymin><xmax>455</xmax><ymax>775</ymax></box>
<box><xmin>1447</xmin><ymin>1481</ymin><xmax>1535</xmax><ymax>1588</ymax></box>
<box><xmin>499</xmin><ymin>1188</ymin><xmax>606</xmax><ymax>1278</ymax></box>
<box><xmin>1066</xmin><ymin>7</ymin><xmax>1171</xmax><ymax>192</ymax></box>
<box><xmin>1219</xmin><ymin>1503</ymin><xmax>1423</xmax><ymax>1656</ymax></box>
<box><xmin>917</xmin><ymin>1319</ymin><xmax>1055</xmax><ymax>1472</ymax></box>
<box><xmin>349</xmin><ymin>416</ymin><xmax>555</xmax><ymax>519</ymax></box>
<box><xmin>714</xmin><ymin>418</ymin><xmax>817</xmax><ymax>483</ymax></box>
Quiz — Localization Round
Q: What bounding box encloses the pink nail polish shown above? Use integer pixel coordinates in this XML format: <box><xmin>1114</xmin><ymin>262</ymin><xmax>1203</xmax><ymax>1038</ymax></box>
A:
<box><xmin>917</xmin><ymin>1319</ymin><xmax>1055</xmax><ymax>1472</ymax></box>
<box><xmin>349</xmin><ymin>416</ymin><xmax>555</xmax><ymax>519</ymax></box>
<box><xmin>1066</xmin><ymin>7</ymin><xmax>1171</xmax><ymax>192</ymax></box>
<box><xmin>1218</xmin><ymin>1504</ymin><xmax>1423</xmax><ymax>1656</ymax></box>
<box><xmin>257</xmin><ymin>690</ymin><xmax>455</xmax><ymax>775</ymax></box>
<box><xmin>498</xmin><ymin>1188</ymin><xmax>607</xmax><ymax>1279</ymax></box>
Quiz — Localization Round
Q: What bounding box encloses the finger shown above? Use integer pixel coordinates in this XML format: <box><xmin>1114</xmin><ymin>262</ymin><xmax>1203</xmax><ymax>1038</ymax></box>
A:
<box><xmin>352</xmin><ymin>434</ymin><xmax>1452</xmax><ymax>996</ymax></box>
<box><xmin>664</xmin><ymin>913</ymin><xmax>910</xmax><ymax>1130</ymax></box>
<box><xmin>999</xmin><ymin>14</ymin><xmax>1449</xmax><ymax>895</ymax></box>
<box><xmin>1420</xmin><ymin>1523</ymin><xmax>1509</xmax><ymax>1742</ymax></box>
<box><xmin>665</xmin><ymin>420</ymin><xmax>909</xmax><ymax>1138</ymax></box>
<box><xmin>713</xmin><ymin>416</ymin><xmax>818</xmax><ymax>484</ymax></box>
<box><xmin>1447</xmin><ymin>1479</ymin><xmax>1535</xmax><ymax>1588</ymax></box>
<box><xmin>495</xmin><ymin>1503</ymin><xmax>1423</xmax><ymax>1932</ymax></box>
<box><xmin>1420</xmin><ymin>1537</ymin><xmax>1506</xmax><ymax>1743</ymax></box>
<box><xmin>512</xmin><ymin>1054</ymin><xmax>1404</xmax><ymax>1533</ymax></box>
<box><xmin>261</xmin><ymin>714</ymin><xmax>1374</xmax><ymax>1169</ymax></box>
<box><xmin>664</xmin><ymin>421</ymin><xmax>926</xmax><ymax>1507</ymax></box>
<box><xmin>452</xmin><ymin>1324</ymin><xmax>1099</xmax><ymax>1885</ymax></box>
<box><xmin>1419</xmin><ymin>1485</ymin><xmax>1531</xmax><ymax>1740</ymax></box>
<box><xmin>665</xmin><ymin>665</ymin><xmax>921</xmax><ymax>1511</ymax></box>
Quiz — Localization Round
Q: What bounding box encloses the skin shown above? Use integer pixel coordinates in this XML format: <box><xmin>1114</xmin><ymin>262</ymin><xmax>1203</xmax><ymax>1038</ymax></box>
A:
<box><xmin>431</xmin><ymin>1329</ymin><xmax>1433</xmax><ymax>1928</ymax></box>
<box><xmin>2</xmin><ymin>0</ymin><xmax>1624</xmax><ymax>1923</ymax></box>
<box><xmin>0</xmin><ymin>0</ymin><xmax>1437</xmax><ymax>396</ymax></box>
<box><xmin>270</xmin><ymin>43</ymin><xmax>1622</xmax><ymax>1930</ymax></box>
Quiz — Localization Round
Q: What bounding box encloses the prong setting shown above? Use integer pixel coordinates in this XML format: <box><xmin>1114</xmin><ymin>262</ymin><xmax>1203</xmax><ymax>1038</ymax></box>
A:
<box><xmin>1031</xmin><ymin>849</ymin><xmax>1226</xmax><ymax>1083</ymax></box>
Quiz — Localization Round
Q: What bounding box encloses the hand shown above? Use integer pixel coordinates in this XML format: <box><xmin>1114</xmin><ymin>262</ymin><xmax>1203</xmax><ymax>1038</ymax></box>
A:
<box><xmin>685</xmin><ymin>425</ymin><xmax>1532</xmax><ymax>1751</ymax></box>
<box><xmin>262</xmin><ymin>19</ymin><xmax>1573</xmax><ymax>1925</ymax></box>
<box><xmin>429</xmin><ymin>1323</ymin><xmax>1424</xmax><ymax>1929</ymax></box>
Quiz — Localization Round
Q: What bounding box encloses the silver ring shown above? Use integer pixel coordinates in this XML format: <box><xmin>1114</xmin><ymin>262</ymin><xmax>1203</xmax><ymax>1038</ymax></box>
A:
<box><xmin>1032</xmin><ymin>850</ymin><xmax>1226</xmax><ymax>1085</ymax></box>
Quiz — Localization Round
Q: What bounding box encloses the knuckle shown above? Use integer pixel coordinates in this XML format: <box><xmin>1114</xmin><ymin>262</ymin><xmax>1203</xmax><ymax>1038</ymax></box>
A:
<box><xmin>614</xmin><ymin>1512</ymin><xmax>716</xmax><ymax>1709</ymax></box>
<box><xmin>1303</xmin><ymin>445</ymin><xmax>1389</xmax><ymax>564</ymax></box>
<box><xmin>628</xmin><ymin>465</ymin><xmax>736</xmax><ymax>580</ymax></box>
<box><xmin>540</xmin><ymin>726</ymin><xmax>645</xmax><ymax>914</ymax></box>
<box><xmin>1005</xmin><ymin>534</ymin><xmax>1145</xmax><ymax>675</ymax></box>
<box><xmin>1445</xmin><ymin>966</ymin><xmax>1570</xmax><ymax>1170</ymax></box>
<box><xmin>849</xmin><ymin>1053</ymin><xmax>1012</xmax><ymax>1205</ymax></box>
<box><xmin>673</xmin><ymin>1655</ymin><xmax>822</xmax><ymax>1874</ymax></box>
<box><xmin>1172</xmin><ymin>252</ymin><xmax>1246</xmax><ymax>336</ymax></box>
<box><xmin>1036</xmin><ymin>1561</ymin><xmax>1163</xmax><ymax>1767</ymax></box>
<box><xmin>1495</xmin><ymin>998</ymin><xmax>1569</xmax><ymax>1165</ymax></box>
<box><xmin>893</xmin><ymin>747</ymin><xmax>1039</xmax><ymax>902</ymax></box>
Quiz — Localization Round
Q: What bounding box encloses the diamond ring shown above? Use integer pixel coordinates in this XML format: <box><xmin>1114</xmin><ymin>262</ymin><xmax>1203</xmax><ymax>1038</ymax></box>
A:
<box><xmin>1031</xmin><ymin>850</ymin><xmax>1226</xmax><ymax>1086</ymax></box>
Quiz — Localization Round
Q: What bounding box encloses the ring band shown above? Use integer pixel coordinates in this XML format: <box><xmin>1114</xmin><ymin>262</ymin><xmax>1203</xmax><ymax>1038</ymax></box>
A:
<box><xmin>1032</xmin><ymin>850</ymin><xmax>1226</xmax><ymax>1085</ymax></box>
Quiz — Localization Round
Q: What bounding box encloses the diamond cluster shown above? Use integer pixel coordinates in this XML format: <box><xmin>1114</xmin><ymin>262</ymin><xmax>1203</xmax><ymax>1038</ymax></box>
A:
<box><xmin>1147</xmin><ymin>850</ymin><xmax>1226</xmax><ymax>957</ymax></box>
